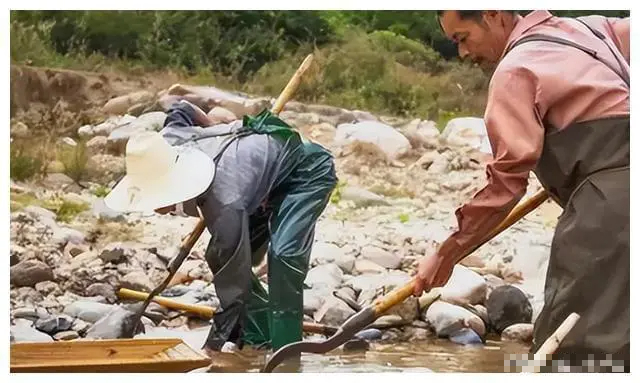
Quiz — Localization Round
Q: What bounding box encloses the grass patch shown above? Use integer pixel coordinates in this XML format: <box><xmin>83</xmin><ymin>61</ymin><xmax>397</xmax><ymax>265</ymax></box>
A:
<box><xmin>329</xmin><ymin>179</ymin><xmax>348</xmax><ymax>204</ymax></box>
<box><xmin>10</xmin><ymin>191</ymin><xmax>89</xmax><ymax>223</ymax></box>
<box><xmin>92</xmin><ymin>185</ymin><xmax>111</xmax><ymax>198</ymax></box>
<box><xmin>398</xmin><ymin>212</ymin><xmax>410</xmax><ymax>223</ymax></box>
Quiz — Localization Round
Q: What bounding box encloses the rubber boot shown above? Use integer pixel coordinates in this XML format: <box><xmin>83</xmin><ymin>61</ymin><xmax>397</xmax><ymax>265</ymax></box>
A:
<box><xmin>242</xmin><ymin>273</ymin><xmax>271</xmax><ymax>348</ymax></box>
<box><xmin>268</xmin><ymin>254</ymin><xmax>307</xmax><ymax>350</ymax></box>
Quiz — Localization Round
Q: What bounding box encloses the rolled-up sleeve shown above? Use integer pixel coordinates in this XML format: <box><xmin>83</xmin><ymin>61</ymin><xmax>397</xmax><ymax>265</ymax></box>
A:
<box><xmin>435</xmin><ymin>66</ymin><xmax>546</xmax><ymax>263</ymax></box>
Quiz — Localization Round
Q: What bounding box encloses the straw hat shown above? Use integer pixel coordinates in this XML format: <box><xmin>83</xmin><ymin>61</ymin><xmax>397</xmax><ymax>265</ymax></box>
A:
<box><xmin>104</xmin><ymin>131</ymin><xmax>215</xmax><ymax>212</ymax></box>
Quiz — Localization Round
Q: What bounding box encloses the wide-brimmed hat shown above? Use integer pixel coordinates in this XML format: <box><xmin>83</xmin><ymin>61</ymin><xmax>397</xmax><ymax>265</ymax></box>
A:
<box><xmin>104</xmin><ymin>131</ymin><xmax>215</xmax><ymax>212</ymax></box>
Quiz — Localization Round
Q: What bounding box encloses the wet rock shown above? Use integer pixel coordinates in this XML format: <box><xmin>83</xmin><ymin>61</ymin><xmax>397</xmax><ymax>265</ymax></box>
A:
<box><xmin>335</xmin><ymin>121</ymin><xmax>411</xmax><ymax>160</ymax></box>
<box><xmin>354</xmin><ymin>259</ymin><xmax>386</xmax><ymax>274</ymax></box>
<box><xmin>424</xmin><ymin>300</ymin><xmax>486</xmax><ymax>338</ymax></box>
<box><xmin>404</xmin><ymin>326</ymin><xmax>432</xmax><ymax>341</ymax></box>
<box><xmin>313</xmin><ymin>296</ymin><xmax>356</xmax><ymax>327</ymax></box>
<box><xmin>11</xmin><ymin>260</ymin><xmax>54</xmax><ymax>287</ymax></box>
<box><xmin>121</xmin><ymin>271</ymin><xmax>155</xmax><ymax>292</ymax></box>
<box><xmin>10</xmin><ymin>322</ymin><xmax>54</xmax><ymax>343</ymax></box>
<box><xmin>35</xmin><ymin>281</ymin><xmax>61</xmax><ymax>296</ymax></box>
<box><xmin>486</xmin><ymin>285</ymin><xmax>533</xmax><ymax>333</ymax></box>
<box><xmin>440</xmin><ymin>265</ymin><xmax>487</xmax><ymax>306</ymax></box>
<box><xmin>484</xmin><ymin>274</ymin><xmax>506</xmax><ymax>300</ymax></box>
<box><xmin>501</xmin><ymin>323</ymin><xmax>534</xmax><ymax>343</ymax></box>
<box><xmin>471</xmin><ymin>304</ymin><xmax>489</xmax><ymax>326</ymax></box>
<box><xmin>339</xmin><ymin>187</ymin><xmax>390</xmax><ymax>208</ymax></box>
<box><xmin>372</xmin><ymin>314</ymin><xmax>406</xmax><ymax>329</ymax></box>
<box><xmin>35</xmin><ymin>314</ymin><xmax>74</xmax><ymax>334</ymax></box>
<box><xmin>85</xmin><ymin>306</ymin><xmax>138</xmax><ymax>339</ymax></box>
<box><xmin>355</xmin><ymin>328</ymin><xmax>383</xmax><ymax>340</ymax></box>
<box><xmin>343</xmin><ymin>338</ymin><xmax>370</xmax><ymax>352</ymax></box>
<box><xmin>381</xmin><ymin>328</ymin><xmax>403</xmax><ymax>342</ymax></box>
<box><xmin>449</xmin><ymin>327</ymin><xmax>483</xmax><ymax>345</ymax></box>
<box><xmin>53</xmin><ymin>330</ymin><xmax>80</xmax><ymax>341</ymax></box>
<box><xmin>360</xmin><ymin>246</ymin><xmax>401</xmax><ymax>269</ymax></box>
<box><xmin>63</xmin><ymin>300</ymin><xmax>115</xmax><ymax>323</ymax></box>
<box><xmin>440</xmin><ymin>117</ymin><xmax>492</xmax><ymax>155</ymax></box>
<box><xmin>86</xmin><ymin>283</ymin><xmax>117</xmax><ymax>303</ymax></box>
<box><xmin>43</xmin><ymin>173</ymin><xmax>75</xmax><ymax>190</ymax></box>
<box><xmin>304</xmin><ymin>263</ymin><xmax>344</xmax><ymax>290</ymax></box>
<box><xmin>411</xmin><ymin>320</ymin><xmax>430</xmax><ymax>329</ymax></box>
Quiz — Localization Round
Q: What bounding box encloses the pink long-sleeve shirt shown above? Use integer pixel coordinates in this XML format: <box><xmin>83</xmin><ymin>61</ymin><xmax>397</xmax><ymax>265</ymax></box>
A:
<box><xmin>436</xmin><ymin>10</ymin><xmax>630</xmax><ymax>263</ymax></box>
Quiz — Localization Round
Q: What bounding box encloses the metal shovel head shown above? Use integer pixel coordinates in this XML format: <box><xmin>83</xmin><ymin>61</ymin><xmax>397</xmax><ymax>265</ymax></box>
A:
<box><xmin>261</xmin><ymin>307</ymin><xmax>376</xmax><ymax>372</ymax></box>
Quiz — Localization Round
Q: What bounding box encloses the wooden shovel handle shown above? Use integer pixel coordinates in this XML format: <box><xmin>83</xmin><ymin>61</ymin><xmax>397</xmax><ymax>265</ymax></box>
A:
<box><xmin>373</xmin><ymin>189</ymin><xmax>549</xmax><ymax>316</ymax></box>
<box><xmin>271</xmin><ymin>54</ymin><xmax>314</xmax><ymax>115</ymax></box>
<box><xmin>118</xmin><ymin>288</ymin><xmax>216</xmax><ymax>318</ymax></box>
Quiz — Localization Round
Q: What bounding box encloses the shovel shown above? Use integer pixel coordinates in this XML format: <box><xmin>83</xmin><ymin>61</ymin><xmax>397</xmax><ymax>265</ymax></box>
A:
<box><xmin>261</xmin><ymin>189</ymin><xmax>549</xmax><ymax>372</ymax></box>
<box><xmin>121</xmin><ymin>54</ymin><xmax>316</xmax><ymax>338</ymax></box>
<box><xmin>118</xmin><ymin>287</ymin><xmax>338</xmax><ymax>337</ymax></box>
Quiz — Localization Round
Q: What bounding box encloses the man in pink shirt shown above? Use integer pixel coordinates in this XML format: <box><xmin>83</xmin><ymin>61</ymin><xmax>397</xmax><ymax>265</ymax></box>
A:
<box><xmin>415</xmin><ymin>10</ymin><xmax>629</xmax><ymax>372</ymax></box>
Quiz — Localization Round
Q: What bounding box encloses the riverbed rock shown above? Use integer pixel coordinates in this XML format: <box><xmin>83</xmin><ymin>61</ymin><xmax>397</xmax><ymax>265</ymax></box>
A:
<box><xmin>360</xmin><ymin>246</ymin><xmax>401</xmax><ymax>269</ymax></box>
<box><xmin>339</xmin><ymin>187</ymin><xmax>391</xmax><ymax>208</ymax></box>
<box><xmin>313</xmin><ymin>296</ymin><xmax>356</xmax><ymax>327</ymax></box>
<box><xmin>35</xmin><ymin>314</ymin><xmax>74</xmax><ymax>334</ymax></box>
<box><xmin>309</xmin><ymin>242</ymin><xmax>355</xmax><ymax>274</ymax></box>
<box><xmin>53</xmin><ymin>330</ymin><xmax>80</xmax><ymax>341</ymax></box>
<box><xmin>439</xmin><ymin>265</ymin><xmax>486</xmax><ymax>305</ymax></box>
<box><xmin>353</xmin><ymin>259</ymin><xmax>386</xmax><ymax>274</ymax></box>
<box><xmin>35</xmin><ymin>281</ymin><xmax>61</xmax><ymax>296</ymax></box>
<box><xmin>107</xmin><ymin>111</ymin><xmax>167</xmax><ymax>154</ymax></box>
<box><xmin>207</xmin><ymin>107</ymin><xmax>237</xmax><ymax>124</ymax></box>
<box><xmin>335</xmin><ymin>121</ymin><xmax>411</xmax><ymax>160</ymax></box>
<box><xmin>501</xmin><ymin>323</ymin><xmax>534</xmax><ymax>343</ymax></box>
<box><xmin>303</xmin><ymin>288</ymin><xmax>329</xmax><ymax>316</ymax></box>
<box><xmin>371</xmin><ymin>314</ymin><xmax>406</xmax><ymax>329</ymax></box>
<box><xmin>424</xmin><ymin>300</ymin><xmax>486</xmax><ymax>338</ymax></box>
<box><xmin>98</xmin><ymin>242</ymin><xmax>130</xmax><ymax>263</ymax></box>
<box><xmin>440</xmin><ymin>117</ymin><xmax>492</xmax><ymax>155</ymax></box>
<box><xmin>63</xmin><ymin>300</ymin><xmax>115</xmax><ymax>323</ymax></box>
<box><xmin>86</xmin><ymin>283</ymin><xmax>118</xmax><ymax>303</ymax></box>
<box><xmin>121</xmin><ymin>271</ymin><xmax>155</xmax><ymax>292</ymax></box>
<box><xmin>103</xmin><ymin>91</ymin><xmax>154</xmax><ymax>116</ymax></box>
<box><xmin>449</xmin><ymin>327</ymin><xmax>484</xmax><ymax>345</ymax></box>
<box><xmin>304</xmin><ymin>263</ymin><xmax>344</xmax><ymax>290</ymax></box>
<box><xmin>84</xmin><ymin>306</ymin><xmax>138</xmax><ymax>339</ymax></box>
<box><xmin>43</xmin><ymin>173</ymin><xmax>75</xmax><ymax>190</ymax></box>
<box><xmin>71</xmin><ymin>318</ymin><xmax>92</xmax><ymax>335</ymax></box>
<box><xmin>486</xmin><ymin>285</ymin><xmax>533</xmax><ymax>333</ymax></box>
<box><xmin>11</xmin><ymin>260</ymin><xmax>54</xmax><ymax>287</ymax></box>
<box><xmin>10</xmin><ymin>322</ymin><xmax>54</xmax><ymax>343</ymax></box>
<box><xmin>355</xmin><ymin>328</ymin><xmax>383</xmax><ymax>341</ymax></box>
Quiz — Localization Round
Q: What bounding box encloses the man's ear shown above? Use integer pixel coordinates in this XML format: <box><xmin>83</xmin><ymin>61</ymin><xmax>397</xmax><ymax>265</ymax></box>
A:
<box><xmin>482</xmin><ymin>10</ymin><xmax>500</xmax><ymax>24</ymax></box>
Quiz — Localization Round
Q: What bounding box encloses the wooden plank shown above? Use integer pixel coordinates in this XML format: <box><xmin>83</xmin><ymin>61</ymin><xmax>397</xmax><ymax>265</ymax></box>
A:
<box><xmin>10</xmin><ymin>338</ymin><xmax>210</xmax><ymax>373</ymax></box>
<box><xmin>11</xmin><ymin>338</ymin><xmax>182</xmax><ymax>365</ymax></box>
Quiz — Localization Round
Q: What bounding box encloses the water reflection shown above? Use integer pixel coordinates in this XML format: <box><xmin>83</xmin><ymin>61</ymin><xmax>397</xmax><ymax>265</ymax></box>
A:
<box><xmin>204</xmin><ymin>337</ymin><xmax>530</xmax><ymax>373</ymax></box>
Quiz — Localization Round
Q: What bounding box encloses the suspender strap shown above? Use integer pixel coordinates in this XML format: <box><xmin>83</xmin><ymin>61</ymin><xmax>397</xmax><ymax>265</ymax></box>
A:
<box><xmin>508</xmin><ymin>27</ymin><xmax>629</xmax><ymax>88</ymax></box>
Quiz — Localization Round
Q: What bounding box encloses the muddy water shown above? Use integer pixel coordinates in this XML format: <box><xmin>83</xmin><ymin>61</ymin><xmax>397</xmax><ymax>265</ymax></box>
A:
<box><xmin>204</xmin><ymin>338</ymin><xmax>530</xmax><ymax>373</ymax></box>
